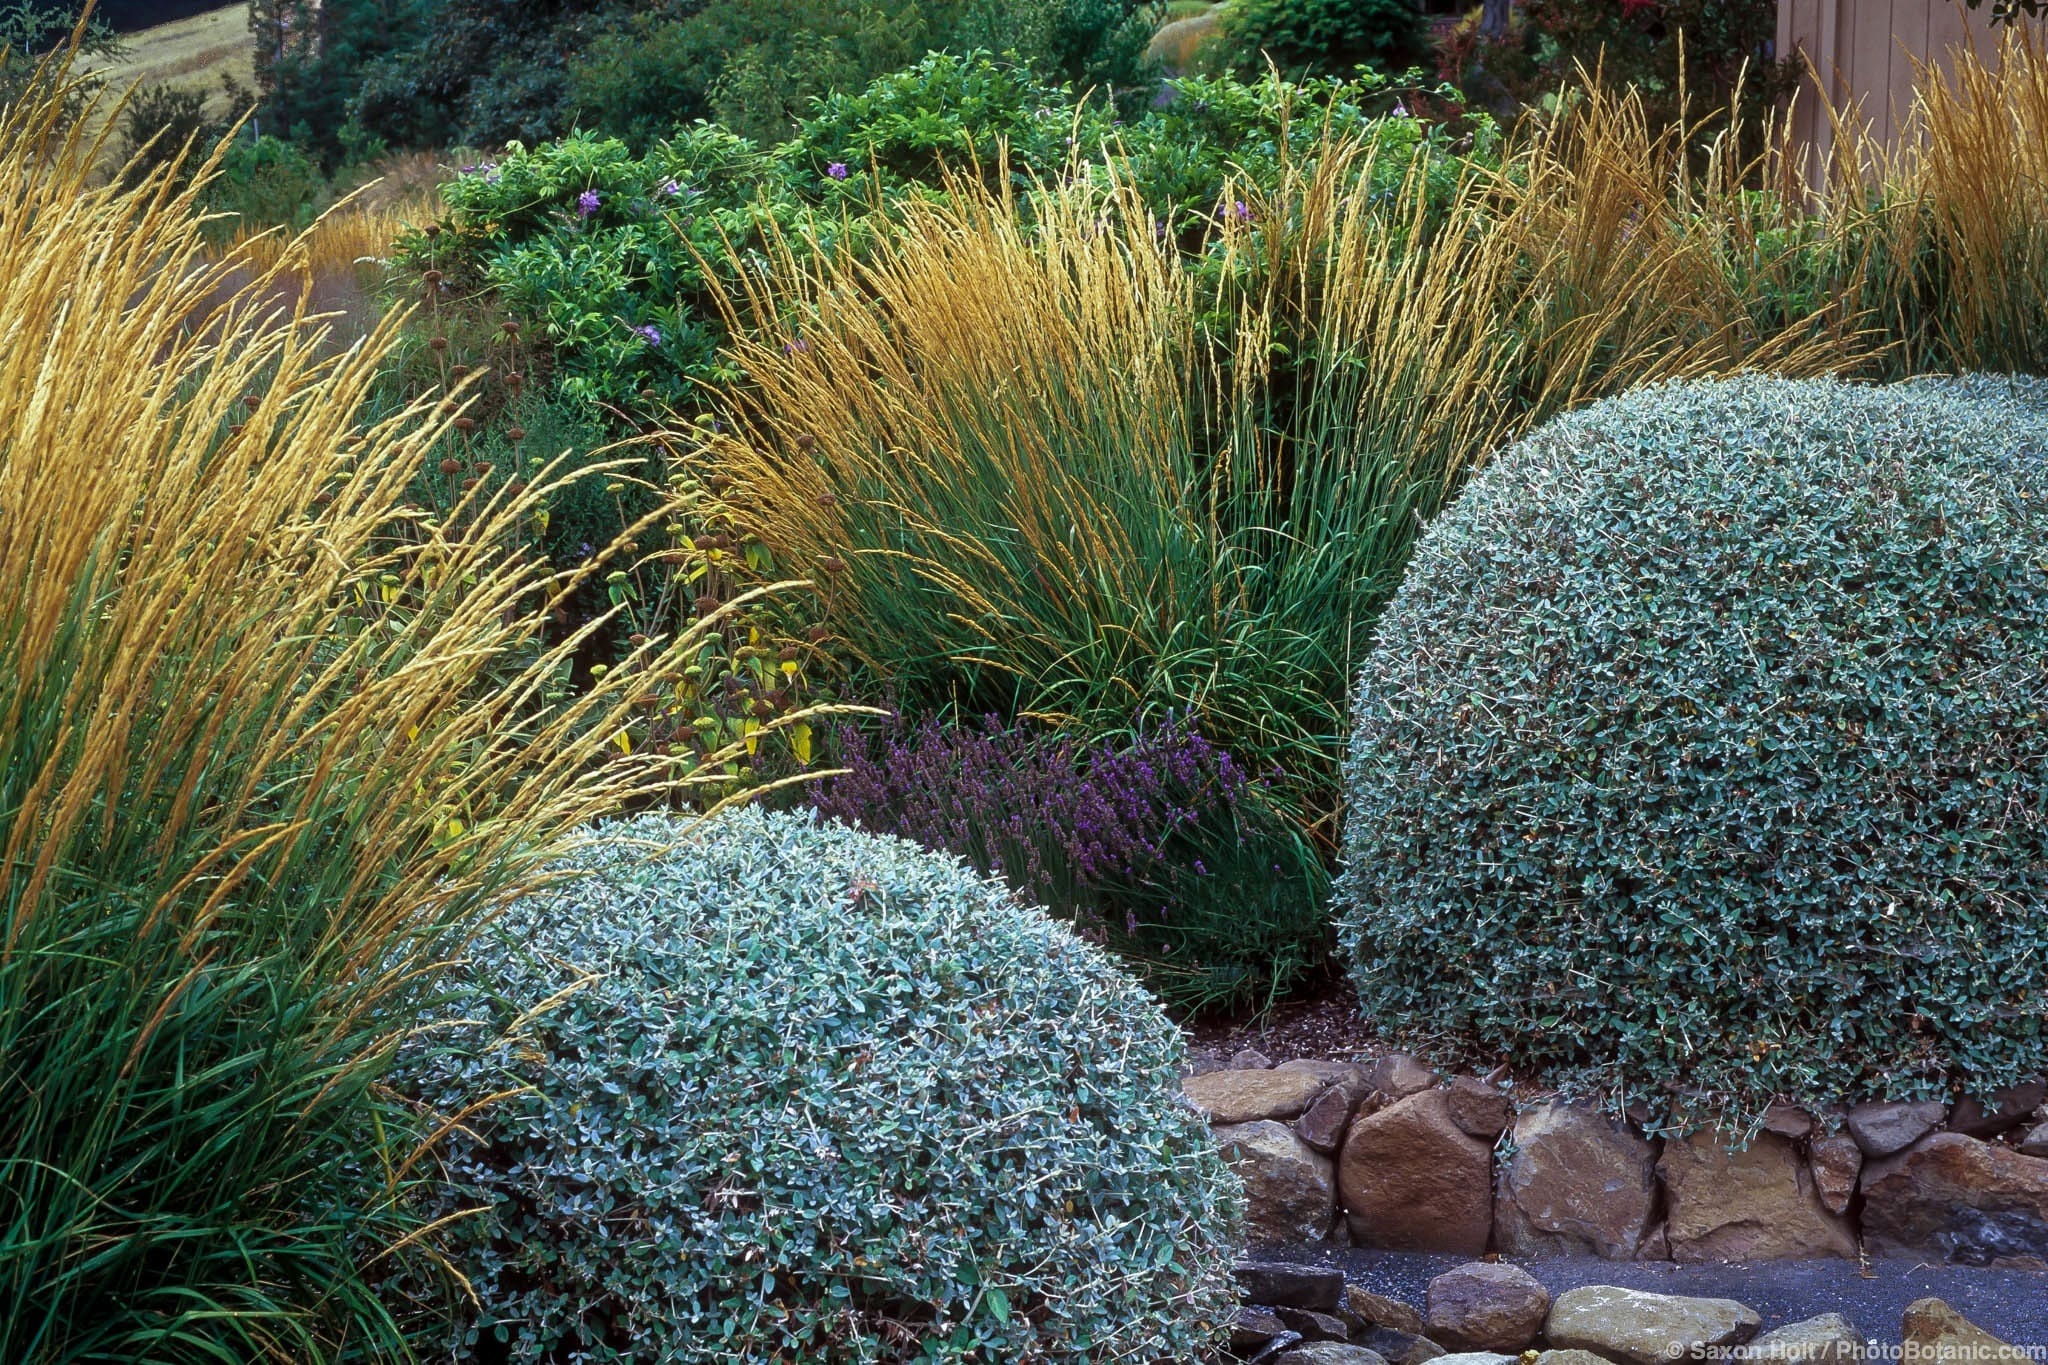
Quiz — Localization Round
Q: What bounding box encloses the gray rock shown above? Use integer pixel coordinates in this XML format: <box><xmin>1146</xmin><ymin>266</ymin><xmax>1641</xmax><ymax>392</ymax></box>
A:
<box><xmin>1276</xmin><ymin>1306</ymin><xmax>1353</xmax><ymax>1342</ymax></box>
<box><xmin>1367</xmin><ymin>1052</ymin><xmax>1440</xmax><ymax>1099</ymax></box>
<box><xmin>1347</xmin><ymin>1286</ymin><xmax>1428</xmax><ymax>1336</ymax></box>
<box><xmin>1425</xmin><ymin>1261</ymin><xmax>1549</xmax><ymax>1352</ymax></box>
<box><xmin>1425</xmin><ymin>1354</ymin><xmax>1515</xmax><ymax>1365</ymax></box>
<box><xmin>1762</xmin><ymin>1104</ymin><xmax>1817</xmax><ymax>1140</ymax></box>
<box><xmin>1215</xmin><ymin>1120</ymin><xmax>1338</xmax><ymax>1246</ymax></box>
<box><xmin>1495</xmin><ymin>1100</ymin><xmax>1660</xmax><ymax>1260</ymax></box>
<box><xmin>1847</xmin><ymin>1101</ymin><xmax>1947</xmax><ymax>1158</ymax></box>
<box><xmin>1738</xmin><ymin>1313</ymin><xmax>1866</xmax><ymax>1364</ymax></box>
<box><xmin>1658</xmin><ymin>1127</ymin><xmax>1857</xmax><ymax>1261</ymax></box>
<box><xmin>1810</xmin><ymin>1136</ymin><xmax>1863</xmax><ymax>1217</ymax></box>
<box><xmin>1948</xmin><ymin>1082</ymin><xmax>2046</xmax><ymax>1139</ymax></box>
<box><xmin>1901</xmin><ymin>1298</ymin><xmax>2029</xmax><ymax>1363</ymax></box>
<box><xmin>1279</xmin><ymin>1058</ymin><xmax>1369</xmax><ymax>1088</ymax></box>
<box><xmin>1860</xmin><ymin>1132</ymin><xmax>2048</xmax><ymax>1268</ymax></box>
<box><xmin>1232</xmin><ymin>1047</ymin><xmax>1277</xmax><ymax>1071</ymax></box>
<box><xmin>1546</xmin><ymin>1285</ymin><xmax>1763</xmax><ymax>1365</ymax></box>
<box><xmin>1359</xmin><ymin>1326</ymin><xmax>1448</xmax><ymax>1365</ymax></box>
<box><xmin>1444</xmin><ymin>1076</ymin><xmax>1512</xmax><ymax>1140</ymax></box>
<box><xmin>1297</xmin><ymin>1084</ymin><xmax>1365</xmax><ymax>1155</ymax></box>
<box><xmin>1236</xmin><ymin>1261</ymin><xmax>1346</xmax><ymax>1314</ymax></box>
<box><xmin>1534</xmin><ymin>1353</ymin><xmax>1614</xmax><ymax>1365</ymax></box>
<box><xmin>1280</xmin><ymin>1347</ymin><xmax>1392</xmax><ymax>1365</ymax></box>
<box><xmin>2021</xmin><ymin>1123</ymin><xmax>2048</xmax><ymax>1160</ymax></box>
<box><xmin>1340</xmin><ymin>1089</ymin><xmax>1494</xmax><ymax>1254</ymax></box>
<box><xmin>1233</xmin><ymin>1306</ymin><xmax>1292</xmax><ymax>1354</ymax></box>
<box><xmin>1187</xmin><ymin>1069</ymin><xmax>1329</xmax><ymax>1125</ymax></box>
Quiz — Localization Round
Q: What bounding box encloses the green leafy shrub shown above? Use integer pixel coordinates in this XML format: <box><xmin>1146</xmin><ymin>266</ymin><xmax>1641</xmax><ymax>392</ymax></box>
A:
<box><xmin>1338</xmin><ymin>374</ymin><xmax>2048</xmax><ymax>1121</ymax></box>
<box><xmin>401</xmin><ymin>807</ymin><xmax>1244</xmax><ymax>1362</ymax></box>
<box><xmin>1219</xmin><ymin>0</ymin><xmax>1429</xmax><ymax>78</ymax></box>
<box><xmin>201</xmin><ymin>133</ymin><xmax>332</xmax><ymax>235</ymax></box>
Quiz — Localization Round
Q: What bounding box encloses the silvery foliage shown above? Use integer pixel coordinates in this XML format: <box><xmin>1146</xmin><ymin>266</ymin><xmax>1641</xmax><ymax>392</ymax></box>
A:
<box><xmin>1340</xmin><ymin>373</ymin><xmax>2048</xmax><ymax>1121</ymax></box>
<box><xmin>399</xmin><ymin>806</ymin><xmax>1244</xmax><ymax>1362</ymax></box>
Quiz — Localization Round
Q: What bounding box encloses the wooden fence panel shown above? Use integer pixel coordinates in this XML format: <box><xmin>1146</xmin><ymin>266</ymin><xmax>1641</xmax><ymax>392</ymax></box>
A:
<box><xmin>1778</xmin><ymin>0</ymin><xmax>2016</xmax><ymax>171</ymax></box>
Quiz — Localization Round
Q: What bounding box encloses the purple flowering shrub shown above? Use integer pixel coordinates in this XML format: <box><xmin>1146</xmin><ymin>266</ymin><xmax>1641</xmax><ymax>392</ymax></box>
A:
<box><xmin>810</xmin><ymin>714</ymin><xmax>1330</xmax><ymax>1012</ymax></box>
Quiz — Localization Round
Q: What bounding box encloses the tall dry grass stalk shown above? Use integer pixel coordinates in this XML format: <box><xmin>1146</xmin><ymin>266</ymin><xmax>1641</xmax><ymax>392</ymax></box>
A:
<box><xmin>0</xmin><ymin>67</ymin><xmax>782</xmax><ymax>1359</ymax></box>
<box><xmin>1882</xmin><ymin>21</ymin><xmax>2048</xmax><ymax>372</ymax></box>
<box><xmin>703</xmin><ymin>76</ymin><xmax>1875</xmax><ymax>818</ymax></box>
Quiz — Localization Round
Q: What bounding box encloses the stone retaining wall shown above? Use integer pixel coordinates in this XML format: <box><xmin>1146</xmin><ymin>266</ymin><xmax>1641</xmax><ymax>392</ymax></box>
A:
<box><xmin>1184</xmin><ymin>1055</ymin><xmax>2048</xmax><ymax>1267</ymax></box>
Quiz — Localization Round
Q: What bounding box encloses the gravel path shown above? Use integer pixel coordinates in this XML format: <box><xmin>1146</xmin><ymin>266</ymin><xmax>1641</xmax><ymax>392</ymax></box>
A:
<box><xmin>1268</xmin><ymin>1245</ymin><xmax>2048</xmax><ymax>1345</ymax></box>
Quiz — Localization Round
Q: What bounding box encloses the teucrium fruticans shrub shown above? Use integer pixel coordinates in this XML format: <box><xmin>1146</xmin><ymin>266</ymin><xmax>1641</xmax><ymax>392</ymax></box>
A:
<box><xmin>1339</xmin><ymin>374</ymin><xmax>2048</xmax><ymax>1120</ymax></box>
<box><xmin>404</xmin><ymin>807</ymin><xmax>1243</xmax><ymax>1363</ymax></box>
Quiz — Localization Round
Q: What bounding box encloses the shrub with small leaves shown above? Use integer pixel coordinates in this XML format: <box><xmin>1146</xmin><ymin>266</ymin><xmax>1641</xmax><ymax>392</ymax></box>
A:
<box><xmin>401</xmin><ymin>806</ymin><xmax>1243</xmax><ymax>1363</ymax></box>
<box><xmin>1339</xmin><ymin>374</ymin><xmax>2048</xmax><ymax>1123</ymax></box>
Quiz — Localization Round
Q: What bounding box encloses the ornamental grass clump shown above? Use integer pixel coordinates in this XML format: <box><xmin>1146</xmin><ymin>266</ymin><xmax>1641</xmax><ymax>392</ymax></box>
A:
<box><xmin>1338</xmin><ymin>374</ymin><xmax>2048</xmax><ymax>1124</ymax></box>
<box><xmin>399</xmin><ymin>807</ymin><xmax>1244</xmax><ymax>1363</ymax></box>
<box><xmin>0</xmin><ymin>66</ymin><xmax>765</xmax><ymax>1359</ymax></box>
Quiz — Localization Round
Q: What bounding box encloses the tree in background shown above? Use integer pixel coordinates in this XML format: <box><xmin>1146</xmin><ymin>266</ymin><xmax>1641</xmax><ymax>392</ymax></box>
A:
<box><xmin>251</xmin><ymin>0</ymin><xmax>439</xmax><ymax>162</ymax></box>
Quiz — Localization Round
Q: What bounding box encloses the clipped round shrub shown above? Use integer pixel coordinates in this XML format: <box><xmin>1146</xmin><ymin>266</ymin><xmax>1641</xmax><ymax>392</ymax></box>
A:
<box><xmin>402</xmin><ymin>807</ymin><xmax>1243</xmax><ymax>1363</ymax></box>
<box><xmin>1339</xmin><ymin>374</ymin><xmax>2048</xmax><ymax>1118</ymax></box>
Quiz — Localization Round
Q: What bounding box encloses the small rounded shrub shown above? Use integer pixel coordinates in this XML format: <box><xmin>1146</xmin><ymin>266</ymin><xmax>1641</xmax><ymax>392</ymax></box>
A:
<box><xmin>402</xmin><ymin>807</ymin><xmax>1243</xmax><ymax>1363</ymax></box>
<box><xmin>1221</xmin><ymin>0</ymin><xmax>1430</xmax><ymax>78</ymax></box>
<box><xmin>1339</xmin><ymin>374</ymin><xmax>2048</xmax><ymax>1119</ymax></box>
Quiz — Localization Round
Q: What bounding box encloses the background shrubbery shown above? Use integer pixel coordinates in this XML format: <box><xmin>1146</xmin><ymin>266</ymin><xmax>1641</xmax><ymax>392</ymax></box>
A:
<box><xmin>400</xmin><ymin>808</ymin><xmax>1244</xmax><ymax>1362</ymax></box>
<box><xmin>1339</xmin><ymin>374</ymin><xmax>2048</xmax><ymax>1121</ymax></box>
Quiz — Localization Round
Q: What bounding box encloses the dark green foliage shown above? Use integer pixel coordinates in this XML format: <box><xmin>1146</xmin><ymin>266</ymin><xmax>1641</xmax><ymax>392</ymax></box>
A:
<box><xmin>1338</xmin><ymin>374</ymin><xmax>2048</xmax><ymax>1122</ymax></box>
<box><xmin>1219</xmin><ymin>0</ymin><xmax>1429</xmax><ymax>79</ymax></box>
<box><xmin>421</xmin><ymin>58</ymin><xmax>1474</xmax><ymax>410</ymax></box>
<box><xmin>201</xmin><ymin>132</ymin><xmax>330</xmax><ymax>234</ymax></box>
<box><xmin>399</xmin><ymin>808</ymin><xmax>1244</xmax><ymax>1362</ymax></box>
<box><xmin>329</xmin><ymin>0</ymin><xmax>1155</xmax><ymax>153</ymax></box>
<box><xmin>790</xmin><ymin>49</ymin><xmax>1112</xmax><ymax>191</ymax></box>
<box><xmin>116</xmin><ymin>81</ymin><xmax>229</xmax><ymax>188</ymax></box>
<box><xmin>0</xmin><ymin>0</ymin><xmax>119</xmax><ymax>115</ymax></box>
<box><xmin>1444</xmin><ymin>0</ymin><xmax>1794</xmax><ymax>136</ymax></box>
<box><xmin>251</xmin><ymin>0</ymin><xmax>437</xmax><ymax>166</ymax></box>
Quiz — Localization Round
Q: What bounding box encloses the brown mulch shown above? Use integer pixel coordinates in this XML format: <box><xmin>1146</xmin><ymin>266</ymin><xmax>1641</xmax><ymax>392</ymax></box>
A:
<box><xmin>1181</xmin><ymin>979</ymin><xmax>1388</xmax><ymax>1071</ymax></box>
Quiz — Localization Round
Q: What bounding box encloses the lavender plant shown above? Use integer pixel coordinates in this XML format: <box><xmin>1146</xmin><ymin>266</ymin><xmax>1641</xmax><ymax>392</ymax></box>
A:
<box><xmin>810</xmin><ymin>714</ymin><xmax>1330</xmax><ymax>1012</ymax></box>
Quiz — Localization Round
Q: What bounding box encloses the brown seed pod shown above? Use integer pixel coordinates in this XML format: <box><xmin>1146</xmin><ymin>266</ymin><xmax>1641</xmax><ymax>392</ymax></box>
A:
<box><xmin>460</xmin><ymin>477</ymin><xmax>479</xmax><ymax>491</ymax></box>
<box><xmin>228</xmin><ymin>423</ymin><xmax>244</xmax><ymax>436</ymax></box>
<box><xmin>429</xmin><ymin>336</ymin><xmax>449</xmax><ymax>352</ymax></box>
<box><xmin>423</xmin><ymin>224</ymin><xmax>441</xmax><ymax>238</ymax></box>
<box><xmin>806</xmin><ymin>625</ymin><xmax>830</xmax><ymax>643</ymax></box>
<box><xmin>692</xmin><ymin>534</ymin><xmax>716</xmax><ymax>551</ymax></box>
<box><xmin>693</xmin><ymin>595</ymin><xmax>720</xmax><ymax>617</ymax></box>
<box><xmin>242</xmin><ymin>394</ymin><xmax>261</xmax><ymax>411</ymax></box>
<box><xmin>818</xmin><ymin>556</ymin><xmax>846</xmax><ymax>574</ymax></box>
<box><xmin>506</xmin><ymin>479</ymin><xmax>527</xmax><ymax>497</ymax></box>
<box><xmin>450</xmin><ymin>363</ymin><xmax>471</xmax><ymax>378</ymax></box>
<box><xmin>795</xmin><ymin>433</ymin><xmax>816</xmax><ymax>452</ymax></box>
<box><xmin>501</xmin><ymin>320</ymin><xmax>520</xmax><ymax>336</ymax></box>
<box><xmin>505</xmin><ymin>373</ymin><xmax>525</xmax><ymax>392</ymax></box>
<box><xmin>639</xmin><ymin>388</ymin><xmax>659</xmax><ymax>402</ymax></box>
<box><xmin>454</xmin><ymin>416</ymin><xmax>476</xmax><ymax>433</ymax></box>
<box><xmin>439</xmin><ymin>458</ymin><xmax>463</xmax><ymax>475</ymax></box>
<box><xmin>505</xmin><ymin>426</ymin><xmax>526</xmax><ymax>443</ymax></box>
<box><xmin>311</xmin><ymin>490</ymin><xmax>333</xmax><ymax>506</ymax></box>
<box><xmin>472</xmin><ymin>461</ymin><xmax>491</xmax><ymax>475</ymax></box>
<box><xmin>776</xmin><ymin>646</ymin><xmax>800</xmax><ymax>663</ymax></box>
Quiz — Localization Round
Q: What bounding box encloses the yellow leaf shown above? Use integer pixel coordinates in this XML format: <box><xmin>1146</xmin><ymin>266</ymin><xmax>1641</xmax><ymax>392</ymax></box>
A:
<box><xmin>791</xmin><ymin>722</ymin><xmax>813</xmax><ymax>765</ymax></box>
<box><xmin>743</xmin><ymin>720</ymin><xmax>761</xmax><ymax>756</ymax></box>
<box><xmin>612</xmin><ymin>729</ymin><xmax>633</xmax><ymax>754</ymax></box>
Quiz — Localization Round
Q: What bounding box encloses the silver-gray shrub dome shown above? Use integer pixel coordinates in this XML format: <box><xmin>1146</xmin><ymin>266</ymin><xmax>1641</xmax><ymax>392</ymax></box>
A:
<box><xmin>1338</xmin><ymin>374</ymin><xmax>2048</xmax><ymax>1118</ymax></box>
<box><xmin>400</xmin><ymin>806</ymin><xmax>1243</xmax><ymax>1363</ymax></box>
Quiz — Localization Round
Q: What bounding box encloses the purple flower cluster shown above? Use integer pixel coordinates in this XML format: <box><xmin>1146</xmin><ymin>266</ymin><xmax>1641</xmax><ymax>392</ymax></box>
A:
<box><xmin>809</xmin><ymin>714</ymin><xmax>1252</xmax><ymax>932</ymax></box>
